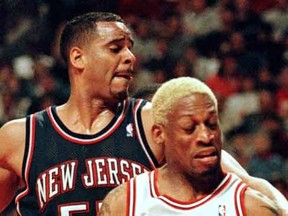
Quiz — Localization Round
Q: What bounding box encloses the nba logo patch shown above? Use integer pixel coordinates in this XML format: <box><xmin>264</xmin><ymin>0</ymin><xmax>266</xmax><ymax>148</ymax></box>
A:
<box><xmin>126</xmin><ymin>123</ymin><xmax>134</xmax><ymax>137</ymax></box>
<box><xmin>218</xmin><ymin>204</ymin><xmax>226</xmax><ymax>216</ymax></box>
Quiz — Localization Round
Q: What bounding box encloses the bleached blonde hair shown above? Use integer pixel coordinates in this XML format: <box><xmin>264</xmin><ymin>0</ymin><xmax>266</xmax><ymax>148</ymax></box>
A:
<box><xmin>151</xmin><ymin>77</ymin><xmax>218</xmax><ymax>125</ymax></box>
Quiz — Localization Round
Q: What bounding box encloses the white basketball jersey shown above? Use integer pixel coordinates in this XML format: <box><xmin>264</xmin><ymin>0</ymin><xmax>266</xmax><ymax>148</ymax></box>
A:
<box><xmin>127</xmin><ymin>170</ymin><xmax>247</xmax><ymax>216</ymax></box>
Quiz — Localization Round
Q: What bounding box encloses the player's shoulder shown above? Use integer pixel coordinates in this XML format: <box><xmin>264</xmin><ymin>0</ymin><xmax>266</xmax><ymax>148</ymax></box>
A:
<box><xmin>0</xmin><ymin>117</ymin><xmax>27</xmax><ymax>152</ymax></box>
<box><xmin>100</xmin><ymin>182</ymin><xmax>128</xmax><ymax>216</ymax></box>
<box><xmin>142</xmin><ymin>100</ymin><xmax>152</xmax><ymax>108</ymax></box>
<box><xmin>0</xmin><ymin>118</ymin><xmax>26</xmax><ymax>138</ymax></box>
<box><xmin>140</xmin><ymin>99</ymin><xmax>152</xmax><ymax>118</ymax></box>
<box><xmin>244</xmin><ymin>187</ymin><xmax>280</xmax><ymax>216</ymax></box>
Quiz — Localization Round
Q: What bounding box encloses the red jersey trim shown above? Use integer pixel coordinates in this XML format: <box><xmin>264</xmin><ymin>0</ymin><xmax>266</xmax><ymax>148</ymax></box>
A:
<box><xmin>149</xmin><ymin>170</ymin><xmax>233</xmax><ymax>210</ymax></box>
<box><xmin>127</xmin><ymin>178</ymin><xmax>137</xmax><ymax>216</ymax></box>
<box><xmin>47</xmin><ymin>101</ymin><xmax>128</xmax><ymax>144</ymax></box>
<box><xmin>234</xmin><ymin>181</ymin><xmax>248</xmax><ymax>216</ymax></box>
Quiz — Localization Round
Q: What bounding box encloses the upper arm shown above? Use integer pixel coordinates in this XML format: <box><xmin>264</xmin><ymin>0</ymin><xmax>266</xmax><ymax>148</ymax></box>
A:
<box><xmin>221</xmin><ymin>149</ymin><xmax>248</xmax><ymax>177</ymax></box>
<box><xmin>244</xmin><ymin>188</ymin><xmax>280</xmax><ymax>216</ymax></box>
<box><xmin>99</xmin><ymin>183</ymin><xmax>128</xmax><ymax>216</ymax></box>
<box><xmin>141</xmin><ymin>102</ymin><xmax>165</xmax><ymax>165</ymax></box>
<box><xmin>0</xmin><ymin>119</ymin><xmax>26</xmax><ymax>212</ymax></box>
<box><xmin>0</xmin><ymin>118</ymin><xmax>26</xmax><ymax>171</ymax></box>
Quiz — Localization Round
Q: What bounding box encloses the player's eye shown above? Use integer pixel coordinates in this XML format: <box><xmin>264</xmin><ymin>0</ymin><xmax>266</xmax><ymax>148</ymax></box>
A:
<box><xmin>207</xmin><ymin>122</ymin><xmax>218</xmax><ymax>130</ymax></box>
<box><xmin>183</xmin><ymin>126</ymin><xmax>196</xmax><ymax>134</ymax></box>
<box><xmin>110</xmin><ymin>46</ymin><xmax>121</xmax><ymax>53</ymax></box>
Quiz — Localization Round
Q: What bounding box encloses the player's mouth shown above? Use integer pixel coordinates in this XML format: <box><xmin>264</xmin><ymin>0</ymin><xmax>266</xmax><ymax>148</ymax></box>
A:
<box><xmin>194</xmin><ymin>149</ymin><xmax>218</xmax><ymax>163</ymax></box>
<box><xmin>114</xmin><ymin>70</ymin><xmax>133</xmax><ymax>81</ymax></box>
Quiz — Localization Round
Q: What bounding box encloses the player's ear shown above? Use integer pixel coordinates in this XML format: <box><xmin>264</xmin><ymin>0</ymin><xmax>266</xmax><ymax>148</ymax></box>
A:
<box><xmin>151</xmin><ymin>124</ymin><xmax>165</xmax><ymax>146</ymax></box>
<box><xmin>70</xmin><ymin>47</ymin><xmax>85</xmax><ymax>70</ymax></box>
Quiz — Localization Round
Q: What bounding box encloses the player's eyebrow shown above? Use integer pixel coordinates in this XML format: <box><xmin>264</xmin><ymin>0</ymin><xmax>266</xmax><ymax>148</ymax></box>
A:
<box><xmin>107</xmin><ymin>37</ymin><xmax>134</xmax><ymax>47</ymax></box>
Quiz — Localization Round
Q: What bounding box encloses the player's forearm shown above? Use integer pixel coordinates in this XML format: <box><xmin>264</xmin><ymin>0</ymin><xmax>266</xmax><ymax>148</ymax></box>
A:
<box><xmin>251</xmin><ymin>177</ymin><xmax>288</xmax><ymax>216</ymax></box>
<box><xmin>0</xmin><ymin>168</ymin><xmax>18</xmax><ymax>212</ymax></box>
<box><xmin>221</xmin><ymin>150</ymin><xmax>287</xmax><ymax>215</ymax></box>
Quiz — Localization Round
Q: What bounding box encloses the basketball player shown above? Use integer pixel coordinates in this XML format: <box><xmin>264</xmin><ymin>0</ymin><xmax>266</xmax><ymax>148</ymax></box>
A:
<box><xmin>0</xmin><ymin>12</ymin><xmax>287</xmax><ymax>215</ymax></box>
<box><xmin>99</xmin><ymin>77</ymin><xmax>280</xmax><ymax>216</ymax></box>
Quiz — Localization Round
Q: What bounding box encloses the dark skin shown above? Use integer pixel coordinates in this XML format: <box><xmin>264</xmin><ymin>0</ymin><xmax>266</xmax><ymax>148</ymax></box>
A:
<box><xmin>0</xmin><ymin>21</ymin><xmax>137</xmax><ymax>211</ymax></box>
<box><xmin>0</xmin><ymin>21</ymin><xmax>287</xmax><ymax>214</ymax></box>
<box><xmin>100</xmin><ymin>93</ymin><xmax>280</xmax><ymax>216</ymax></box>
<box><xmin>155</xmin><ymin>94</ymin><xmax>225</xmax><ymax>198</ymax></box>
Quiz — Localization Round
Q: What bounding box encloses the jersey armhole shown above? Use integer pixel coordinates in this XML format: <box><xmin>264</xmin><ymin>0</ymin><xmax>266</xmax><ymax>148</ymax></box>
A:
<box><xmin>21</xmin><ymin>115</ymin><xmax>32</xmax><ymax>179</ymax></box>
<box><xmin>127</xmin><ymin>178</ymin><xmax>137</xmax><ymax>216</ymax></box>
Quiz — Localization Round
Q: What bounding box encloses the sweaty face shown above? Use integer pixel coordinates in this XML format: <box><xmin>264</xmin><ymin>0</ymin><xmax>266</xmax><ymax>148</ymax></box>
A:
<box><xmin>82</xmin><ymin>21</ymin><xmax>136</xmax><ymax>102</ymax></box>
<box><xmin>162</xmin><ymin>93</ymin><xmax>222</xmax><ymax>180</ymax></box>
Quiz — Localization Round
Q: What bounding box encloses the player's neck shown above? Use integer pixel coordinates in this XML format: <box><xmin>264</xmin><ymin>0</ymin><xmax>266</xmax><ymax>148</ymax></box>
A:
<box><xmin>158</xmin><ymin>166</ymin><xmax>225</xmax><ymax>202</ymax></box>
<box><xmin>188</xmin><ymin>170</ymin><xmax>226</xmax><ymax>195</ymax></box>
<box><xmin>55</xmin><ymin>98</ymin><xmax>118</xmax><ymax>135</ymax></box>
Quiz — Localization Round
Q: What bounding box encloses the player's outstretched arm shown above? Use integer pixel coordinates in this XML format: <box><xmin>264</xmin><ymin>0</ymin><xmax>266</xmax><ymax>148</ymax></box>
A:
<box><xmin>99</xmin><ymin>183</ymin><xmax>127</xmax><ymax>216</ymax></box>
<box><xmin>245</xmin><ymin>187</ymin><xmax>280</xmax><ymax>216</ymax></box>
<box><xmin>221</xmin><ymin>150</ymin><xmax>288</xmax><ymax>216</ymax></box>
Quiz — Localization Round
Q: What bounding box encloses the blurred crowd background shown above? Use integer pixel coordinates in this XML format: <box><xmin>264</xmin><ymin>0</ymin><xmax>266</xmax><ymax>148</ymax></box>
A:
<box><xmin>0</xmin><ymin>0</ymin><xmax>288</xmax><ymax>198</ymax></box>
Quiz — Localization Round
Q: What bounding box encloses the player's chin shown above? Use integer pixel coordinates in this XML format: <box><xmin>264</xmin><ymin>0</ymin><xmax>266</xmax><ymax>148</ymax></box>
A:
<box><xmin>195</xmin><ymin>160</ymin><xmax>221</xmax><ymax>176</ymax></box>
<box><xmin>110</xmin><ymin>85</ymin><xmax>130</xmax><ymax>100</ymax></box>
<box><xmin>116</xmin><ymin>91</ymin><xmax>129</xmax><ymax>101</ymax></box>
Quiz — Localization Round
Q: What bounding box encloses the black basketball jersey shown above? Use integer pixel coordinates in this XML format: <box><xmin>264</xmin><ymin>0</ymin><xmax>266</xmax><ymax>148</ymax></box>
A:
<box><xmin>15</xmin><ymin>98</ymin><xmax>159</xmax><ymax>215</ymax></box>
